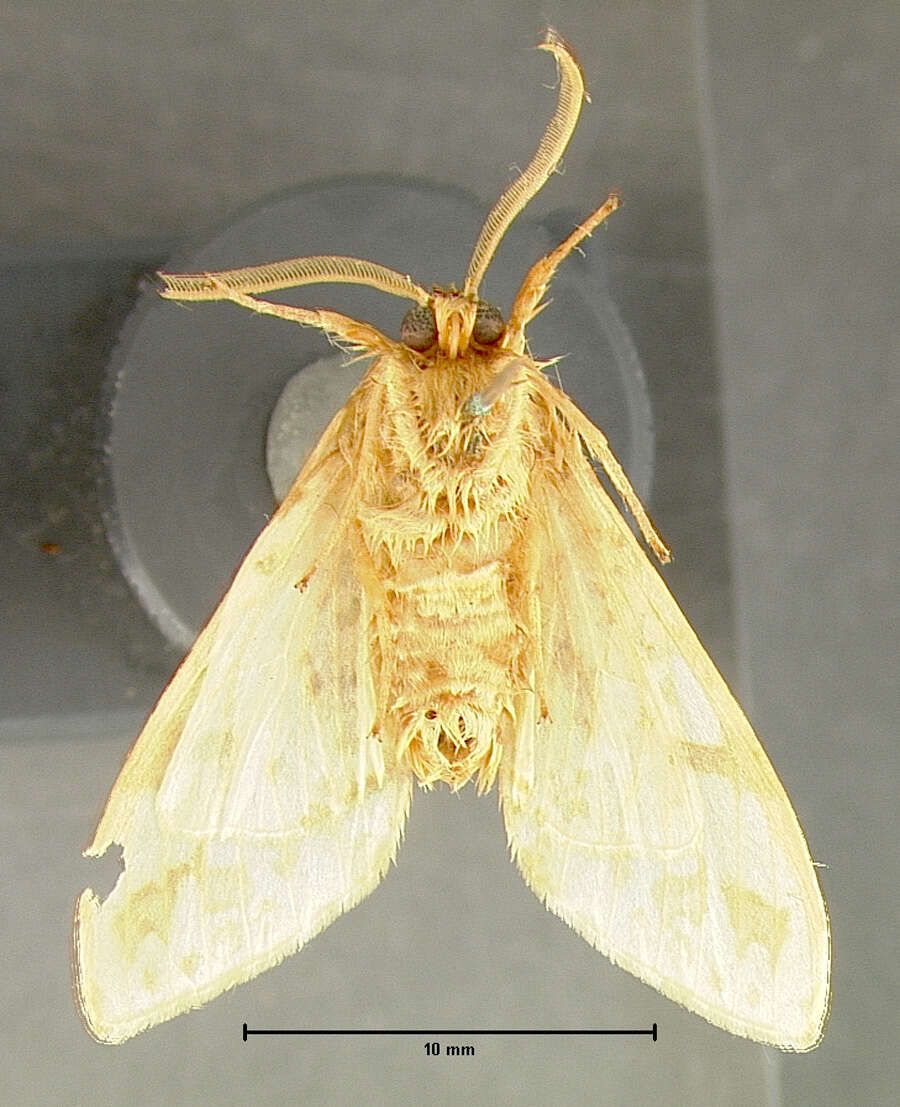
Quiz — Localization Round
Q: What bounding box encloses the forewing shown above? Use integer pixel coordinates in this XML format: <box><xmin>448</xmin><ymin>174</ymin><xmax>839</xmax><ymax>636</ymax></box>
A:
<box><xmin>501</xmin><ymin>462</ymin><xmax>830</xmax><ymax>1050</ymax></box>
<box><xmin>74</xmin><ymin>436</ymin><xmax>411</xmax><ymax>1043</ymax></box>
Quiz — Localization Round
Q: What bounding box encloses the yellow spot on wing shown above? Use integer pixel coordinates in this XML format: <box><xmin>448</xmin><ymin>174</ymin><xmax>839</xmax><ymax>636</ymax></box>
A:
<box><xmin>652</xmin><ymin>863</ymin><xmax>708</xmax><ymax>929</ymax></box>
<box><xmin>677</xmin><ymin>742</ymin><xmax>735</xmax><ymax>776</ymax></box>
<box><xmin>112</xmin><ymin>861</ymin><xmax>195</xmax><ymax>962</ymax></box>
<box><xmin>179</xmin><ymin>954</ymin><xmax>201</xmax><ymax>979</ymax></box>
<box><xmin>721</xmin><ymin>881</ymin><xmax>790</xmax><ymax>966</ymax></box>
<box><xmin>253</xmin><ymin>551</ymin><xmax>284</xmax><ymax>575</ymax></box>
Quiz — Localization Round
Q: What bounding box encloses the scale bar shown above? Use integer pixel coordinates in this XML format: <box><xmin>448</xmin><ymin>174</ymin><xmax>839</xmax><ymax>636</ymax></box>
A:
<box><xmin>243</xmin><ymin>1023</ymin><xmax>657</xmax><ymax>1041</ymax></box>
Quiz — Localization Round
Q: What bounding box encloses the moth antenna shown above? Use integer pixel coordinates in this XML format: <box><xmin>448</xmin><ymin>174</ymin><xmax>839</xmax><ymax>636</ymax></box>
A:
<box><xmin>462</xmin><ymin>29</ymin><xmax>587</xmax><ymax>299</ymax></box>
<box><xmin>156</xmin><ymin>254</ymin><xmax>430</xmax><ymax>305</ymax></box>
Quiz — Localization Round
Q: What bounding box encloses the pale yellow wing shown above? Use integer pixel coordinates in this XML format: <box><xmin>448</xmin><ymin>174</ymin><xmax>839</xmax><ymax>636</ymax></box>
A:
<box><xmin>501</xmin><ymin>457</ymin><xmax>830</xmax><ymax>1050</ymax></box>
<box><xmin>74</xmin><ymin>424</ymin><xmax>411</xmax><ymax>1043</ymax></box>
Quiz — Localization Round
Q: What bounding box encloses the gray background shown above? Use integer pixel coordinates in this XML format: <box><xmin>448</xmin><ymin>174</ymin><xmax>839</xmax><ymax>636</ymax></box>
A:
<box><xmin>1</xmin><ymin>1</ymin><xmax>896</xmax><ymax>1104</ymax></box>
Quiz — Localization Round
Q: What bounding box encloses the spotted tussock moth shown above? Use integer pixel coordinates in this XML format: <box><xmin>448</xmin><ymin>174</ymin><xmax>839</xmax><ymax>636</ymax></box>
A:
<box><xmin>74</xmin><ymin>30</ymin><xmax>830</xmax><ymax>1048</ymax></box>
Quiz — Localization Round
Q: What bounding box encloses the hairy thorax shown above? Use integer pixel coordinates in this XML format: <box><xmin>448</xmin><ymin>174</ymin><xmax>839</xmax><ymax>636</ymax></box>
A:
<box><xmin>355</xmin><ymin>349</ymin><xmax>539</xmax><ymax>791</ymax></box>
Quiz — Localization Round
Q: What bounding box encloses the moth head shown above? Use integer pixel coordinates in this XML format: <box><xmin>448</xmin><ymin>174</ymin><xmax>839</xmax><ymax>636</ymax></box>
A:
<box><xmin>401</xmin><ymin>294</ymin><xmax>505</xmax><ymax>358</ymax></box>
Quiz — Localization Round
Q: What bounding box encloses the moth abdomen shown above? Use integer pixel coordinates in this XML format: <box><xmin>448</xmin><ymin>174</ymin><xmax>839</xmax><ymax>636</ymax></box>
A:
<box><xmin>379</xmin><ymin>561</ymin><xmax>526</xmax><ymax>792</ymax></box>
<box><xmin>397</xmin><ymin>692</ymin><xmax>508</xmax><ymax>793</ymax></box>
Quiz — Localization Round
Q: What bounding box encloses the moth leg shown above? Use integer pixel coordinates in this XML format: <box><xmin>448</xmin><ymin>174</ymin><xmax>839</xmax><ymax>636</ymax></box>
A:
<box><xmin>347</xmin><ymin>522</ymin><xmax>394</xmax><ymax>724</ymax></box>
<box><xmin>163</xmin><ymin>276</ymin><xmax>406</xmax><ymax>360</ymax></box>
<box><xmin>504</xmin><ymin>193</ymin><xmax>620</xmax><ymax>352</ymax></box>
<box><xmin>522</xmin><ymin>505</ymin><xmax>551</xmax><ymax>721</ymax></box>
<box><xmin>290</xmin><ymin>375</ymin><xmax>388</xmax><ymax>590</ymax></box>
<box><xmin>465</xmin><ymin>356</ymin><xmax>532</xmax><ymax>417</ymax></box>
<box><xmin>561</xmin><ymin>393</ymin><xmax>672</xmax><ymax>564</ymax></box>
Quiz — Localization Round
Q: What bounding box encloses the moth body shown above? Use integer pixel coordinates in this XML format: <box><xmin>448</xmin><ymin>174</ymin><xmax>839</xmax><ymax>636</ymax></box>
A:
<box><xmin>350</xmin><ymin>333</ymin><xmax>543</xmax><ymax>792</ymax></box>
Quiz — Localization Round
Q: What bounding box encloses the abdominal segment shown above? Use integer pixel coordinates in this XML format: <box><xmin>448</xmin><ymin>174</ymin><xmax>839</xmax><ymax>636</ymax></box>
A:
<box><xmin>378</xmin><ymin>558</ymin><xmax>527</xmax><ymax>791</ymax></box>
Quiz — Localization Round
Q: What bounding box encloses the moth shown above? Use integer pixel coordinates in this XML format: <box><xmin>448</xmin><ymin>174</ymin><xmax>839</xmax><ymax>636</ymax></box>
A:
<box><xmin>73</xmin><ymin>30</ymin><xmax>830</xmax><ymax>1048</ymax></box>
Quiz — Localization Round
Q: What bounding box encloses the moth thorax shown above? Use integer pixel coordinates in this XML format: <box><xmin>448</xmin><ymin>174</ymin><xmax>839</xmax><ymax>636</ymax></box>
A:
<box><xmin>399</xmin><ymin>695</ymin><xmax>503</xmax><ymax>793</ymax></box>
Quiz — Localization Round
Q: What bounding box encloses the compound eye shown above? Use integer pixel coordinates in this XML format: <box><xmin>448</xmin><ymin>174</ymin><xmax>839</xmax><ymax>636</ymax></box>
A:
<box><xmin>400</xmin><ymin>304</ymin><xmax>437</xmax><ymax>350</ymax></box>
<box><xmin>472</xmin><ymin>302</ymin><xmax>505</xmax><ymax>345</ymax></box>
